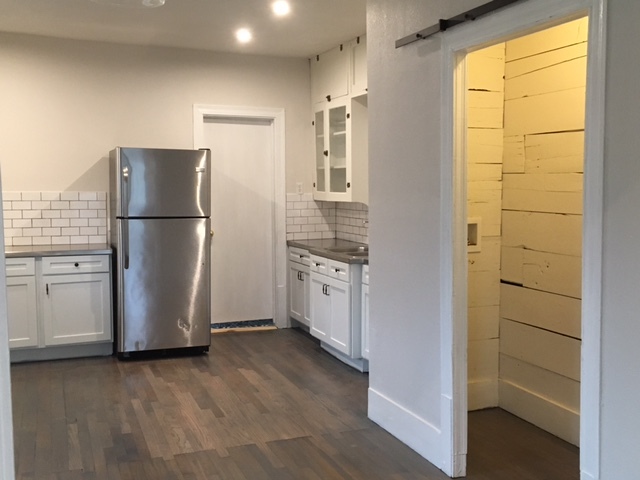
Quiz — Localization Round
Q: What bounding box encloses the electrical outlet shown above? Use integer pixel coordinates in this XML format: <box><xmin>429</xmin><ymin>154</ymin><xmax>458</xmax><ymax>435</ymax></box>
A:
<box><xmin>296</xmin><ymin>182</ymin><xmax>303</xmax><ymax>194</ymax></box>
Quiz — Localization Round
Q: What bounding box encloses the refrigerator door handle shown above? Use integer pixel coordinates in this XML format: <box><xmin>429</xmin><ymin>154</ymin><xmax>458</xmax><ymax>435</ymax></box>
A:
<box><xmin>122</xmin><ymin>219</ymin><xmax>130</xmax><ymax>270</ymax></box>
<box><xmin>122</xmin><ymin>165</ymin><xmax>130</xmax><ymax>217</ymax></box>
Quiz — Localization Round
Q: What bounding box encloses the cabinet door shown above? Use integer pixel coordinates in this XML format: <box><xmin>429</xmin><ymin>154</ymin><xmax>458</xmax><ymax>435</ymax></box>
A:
<box><xmin>328</xmin><ymin>100</ymin><xmax>349</xmax><ymax>194</ymax></box>
<box><xmin>42</xmin><ymin>272</ymin><xmax>112</xmax><ymax>346</ymax></box>
<box><xmin>314</xmin><ymin>107</ymin><xmax>327</xmax><ymax>194</ymax></box>
<box><xmin>6</xmin><ymin>276</ymin><xmax>38</xmax><ymax>349</ymax></box>
<box><xmin>310</xmin><ymin>273</ymin><xmax>331</xmax><ymax>342</ymax></box>
<box><xmin>361</xmin><ymin>283</ymin><xmax>370</xmax><ymax>360</ymax></box>
<box><xmin>310</xmin><ymin>273</ymin><xmax>352</xmax><ymax>355</ymax></box>
<box><xmin>311</xmin><ymin>44</ymin><xmax>350</xmax><ymax>104</ymax></box>
<box><xmin>303</xmin><ymin>269</ymin><xmax>312</xmax><ymax>326</ymax></box>
<box><xmin>351</xmin><ymin>36</ymin><xmax>367</xmax><ymax>96</ymax></box>
<box><xmin>289</xmin><ymin>262</ymin><xmax>309</xmax><ymax>326</ymax></box>
<box><xmin>327</xmin><ymin>277</ymin><xmax>351</xmax><ymax>355</ymax></box>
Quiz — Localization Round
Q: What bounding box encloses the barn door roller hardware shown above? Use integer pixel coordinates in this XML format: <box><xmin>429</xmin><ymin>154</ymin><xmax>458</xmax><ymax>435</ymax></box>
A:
<box><xmin>395</xmin><ymin>0</ymin><xmax>521</xmax><ymax>48</ymax></box>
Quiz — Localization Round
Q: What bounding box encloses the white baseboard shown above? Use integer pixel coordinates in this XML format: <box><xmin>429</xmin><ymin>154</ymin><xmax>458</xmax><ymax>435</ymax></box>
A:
<box><xmin>499</xmin><ymin>379</ymin><xmax>579</xmax><ymax>445</ymax></box>
<box><xmin>368</xmin><ymin>387</ymin><xmax>445</xmax><ymax>471</ymax></box>
<box><xmin>467</xmin><ymin>378</ymin><xmax>498</xmax><ymax>411</ymax></box>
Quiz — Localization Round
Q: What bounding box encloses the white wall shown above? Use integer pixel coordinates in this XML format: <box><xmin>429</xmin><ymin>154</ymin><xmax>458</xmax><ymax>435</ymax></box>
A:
<box><xmin>0</xmin><ymin>33</ymin><xmax>313</xmax><ymax>194</ymax></box>
<box><xmin>366</xmin><ymin>0</ymin><xmax>482</xmax><ymax>468</ymax></box>
<box><xmin>368</xmin><ymin>0</ymin><xmax>640</xmax><ymax>478</ymax></box>
<box><xmin>600</xmin><ymin>1</ymin><xmax>640</xmax><ymax>477</ymax></box>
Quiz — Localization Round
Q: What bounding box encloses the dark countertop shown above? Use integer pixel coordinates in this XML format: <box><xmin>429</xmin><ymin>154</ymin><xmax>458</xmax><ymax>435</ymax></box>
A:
<box><xmin>6</xmin><ymin>243</ymin><xmax>112</xmax><ymax>258</ymax></box>
<box><xmin>287</xmin><ymin>238</ymin><xmax>368</xmax><ymax>264</ymax></box>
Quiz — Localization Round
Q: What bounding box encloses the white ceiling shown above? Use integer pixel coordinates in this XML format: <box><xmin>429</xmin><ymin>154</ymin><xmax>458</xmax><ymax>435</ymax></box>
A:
<box><xmin>0</xmin><ymin>0</ymin><xmax>367</xmax><ymax>58</ymax></box>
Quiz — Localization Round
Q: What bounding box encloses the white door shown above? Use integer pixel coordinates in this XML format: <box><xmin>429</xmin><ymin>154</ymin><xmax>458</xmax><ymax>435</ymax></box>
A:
<box><xmin>202</xmin><ymin>117</ymin><xmax>275</xmax><ymax>325</ymax></box>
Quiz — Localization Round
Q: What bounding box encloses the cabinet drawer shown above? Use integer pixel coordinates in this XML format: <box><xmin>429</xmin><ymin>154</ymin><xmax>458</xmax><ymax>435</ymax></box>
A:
<box><xmin>5</xmin><ymin>257</ymin><xmax>35</xmax><ymax>277</ymax></box>
<box><xmin>289</xmin><ymin>247</ymin><xmax>310</xmax><ymax>266</ymax></box>
<box><xmin>42</xmin><ymin>255</ymin><xmax>110</xmax><ymax>275</ymax></box>
<box><xmin>328</xmin><ymin>259</ymin><xmax>350</xmax><ymax>282</ymax></box>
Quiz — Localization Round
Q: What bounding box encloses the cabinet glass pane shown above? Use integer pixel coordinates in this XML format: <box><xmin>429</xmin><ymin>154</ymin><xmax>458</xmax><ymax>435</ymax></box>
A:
<box><xmin>315</xmin><ymin>111</ymin><xmax>325</xmax><ymax>192</ymax></box>
<box><xmin>329</xmin><ymin>105</ymin><xmax>347</xmax><ymax>193</ymax></box>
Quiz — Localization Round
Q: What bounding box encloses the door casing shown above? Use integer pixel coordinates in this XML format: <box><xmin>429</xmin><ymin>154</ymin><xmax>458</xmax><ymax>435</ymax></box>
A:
<box><xmin>440</xmin><ymin>0</ymin><xmax>606</xmax><ymax>477</ymax></box>
<box><xmin>193</xmin><ymin>104</ymin><xmax>287</xmax><ymax>328</ymax></box>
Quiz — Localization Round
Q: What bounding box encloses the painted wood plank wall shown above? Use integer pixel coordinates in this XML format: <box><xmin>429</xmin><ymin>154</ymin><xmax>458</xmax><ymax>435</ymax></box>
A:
<box><xmin>467</xmin><ymin>44</ymin><xmax>505</xmax><ymax>411</ymax></box>
<box><xmin>499</xmin><ymin>18</ymin><xmax>587</xmax><ymax>446</ymax></box>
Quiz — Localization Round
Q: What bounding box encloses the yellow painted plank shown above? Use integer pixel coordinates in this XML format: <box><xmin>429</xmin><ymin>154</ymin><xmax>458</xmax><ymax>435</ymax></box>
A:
<box><xmin>505</xmin><ymin>42</ymin><xmax>588</xmax><ymax>79</ymax></box>
<box><xmin>522</xmin><ymin>250</ymin><xmax>582</xmax><ymax>299</ymax></box>
<box><xmin>467</xmin><ymin>163</ymin><xmax>502</xmax><ymax>182</ymax></box>
<box><xmin>467</xmin><ymin>43</ymin><xmax>506</xmax><ymax>92</ymax></box>
<box><xmin>500</xmin><ymin>283</ymin><xmax>581</xmax><ymax>339</ymax></box>
<box><xmin>468</xmin><ymin>270</ymin><xmax>500</xmax><ymax>308</ymax></box>
<box><xmin>500</xmin><ymin>354</ymin><xmax>580</xmax><ymax>413</ymax></box>
<box><xmin>468</xmin><ymin>379</ymin><xmax>499</xmax><ymax>412</ymax></box>
<box><xmin>467</xmin><ymin>128</ymin><xmax>504</xmax><ymax>164</ymax></box>
<box><xmin>501</xmin><ymin>246</ymin><xmax>524</xmax><ymax>284</ymax></box>
<box><xmin>524</xmin><ymin>131</ymin><xmax>584</xmax><ymax>173</ymax></box>
<box><xmin>468</xmin><ymin>200</ymin><xmax>501</xmax><ymax>230</ymax></box>
<box><xmin>469</xmin><ymin>338</ymin><xmax>499</xmax><ymax>382</ymax></box>
<box><xmin>502</xmin><ymin>188</ymin><xmax>582</xmax><ymax>215</ymax></box>
<box><xmin>499</xmin><ymin>378</ymin><xmax>579</xmax><ymax>446</ymax></box>
<box><xmin>468</xmin><ymin>237</ymin><xmax>500</xmax><ymax>272</ymax></box>
<box><xmin>503</xmin><ymin>135</ymin><xmax>525</xmax><ymax>173</ymax></box>
<box><xmin>467</xmin><ymin>91</ymin><xmax>504</xmax><ymax>129</ymax></box>
<box><xmin>499</xmin><ymin>318</ymin><xmax>581</xmax><ymax>381</ymax></box>
<box><xmin>503</xmin><ymin>173</ymin><xmax>583</xmax><ymax>192</ymax></box>
<box><xmin>504</xmin><ymin>87</ymin><xmax>586</xmax><ymax>136</ymax></box>
<box><xmin>504</xmin><ymin>57</ymin><xmax>587</xmax><ymax>101</ymax></box>
<box><xmin>502</xmin><ymin>210</ymin><xmax>582</xmax><ymax>256</ymax></box>
<box><xmin>505</xmin><ymin>17</ymin><xmax>589</xmax><ymax>62</ymax></box>
<box><xmin>468</xmin><ymin>306</ymin><xmax>499</xmax><ymax>341</ymax></box>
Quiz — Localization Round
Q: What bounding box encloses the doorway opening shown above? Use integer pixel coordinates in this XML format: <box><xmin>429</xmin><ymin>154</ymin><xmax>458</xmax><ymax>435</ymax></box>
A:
<box><xmin>440</xmin><ymin>0</ymin><xmax>606</xmax><ymax>476</ymax></box>
<box><xmin>465</xmin><ymin>17</ymin><xmax>586</xmax><ymax>475</ymax></box>
<box><xmin>193</xmin><ymin>105</ymin><xmax>287</xmax><ymax>329</ymax></box>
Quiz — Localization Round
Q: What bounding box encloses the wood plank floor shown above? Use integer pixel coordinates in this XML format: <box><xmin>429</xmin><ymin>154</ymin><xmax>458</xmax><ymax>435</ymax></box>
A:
<box><xmin>10</xmin><ymin>329</ymin><xmax>579</xmax><ymax>479</ymax></box>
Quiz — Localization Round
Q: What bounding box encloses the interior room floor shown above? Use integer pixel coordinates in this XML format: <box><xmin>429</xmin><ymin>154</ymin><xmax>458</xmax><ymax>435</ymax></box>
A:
<box><xmin>10</xmin><ymin>329</ymin><xmax>578</xmax><ymax>479</ymax></box>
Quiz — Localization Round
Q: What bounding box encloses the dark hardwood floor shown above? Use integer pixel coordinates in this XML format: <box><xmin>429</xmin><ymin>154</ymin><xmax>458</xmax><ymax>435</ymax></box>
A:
<box><xmin>10</xmin><ymin>329</ymin><xmax>579</xmax><ymax>479</ymax></box>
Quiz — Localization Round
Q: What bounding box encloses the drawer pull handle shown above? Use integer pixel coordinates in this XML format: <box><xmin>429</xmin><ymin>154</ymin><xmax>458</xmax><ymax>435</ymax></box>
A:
<box><xmin>46</xmin><ymin>284</ymin><xmax>49</xmax><ymax>296</ymax></box>
<box><xmin>74</xmin><ymin>262</ymin><xmax>79</xmax><ymax>267</ymax></box>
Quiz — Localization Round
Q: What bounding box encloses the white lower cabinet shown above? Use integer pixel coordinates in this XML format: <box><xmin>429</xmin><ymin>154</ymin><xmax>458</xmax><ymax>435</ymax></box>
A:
<box><xmin>6</xmin><ymin>254</ymin><xmax>113</xmax><ymax>361</ymax></box>
<box><xmin>288</xmin><ymin>248</ymin><xmax>311</xmax><ymax>327</ymax></box>
<box><xmin>310</xmin><ymin>272</ymin><xmax>351</xmax><ymax>354</ymax></box>
<box><xmin>361</xmin><ymin>264</ymin><xmax>370</xmax><ymax>360</ymax></box>
<box><xmin>6</xmin><ymin>257</ymin><xmax>38</xmax><ymax>349</ymax></box>
<box><xmin>309</xmin><ymin>254</ymin><xmax>367</xmax><ymax>371</ymax></box>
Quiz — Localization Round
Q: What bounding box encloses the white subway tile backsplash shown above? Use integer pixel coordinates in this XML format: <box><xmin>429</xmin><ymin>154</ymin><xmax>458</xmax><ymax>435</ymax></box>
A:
<box><xmin>79</xmin><ymin>192</ymin><xmax>97</xmax><ymax>201</ymax></box>
<box><xmin>13</xmin><ymin>219</ymin><xmax>31</xmax><ymax>228</ymax></box>
<box><xmin>41</xmin><ymin>192</ymin><xmax>60</xmax><ymax>201</ymax></box>
<box><xmin>2</xmin><ymin>191</ymin><xmax>108</xmax><ymax>247</ymax></box>
<box><xmin>60</xmin><ymin>192</ymin><xmax>79</xmax><ymax>201</ymax></box>
<box><xmin>70</xmin><ymin>219</ymin><xmax>89</xmax><ymax>227</ymax></box>
<box><xmin>23</xmin><ymin>210</ymin><xmax>42</xmax><ymax>220</ymax></box>
<box><xmin>12</xmin><ymin>201</ymin><xmax>31</xmax><ymax>210</ymax></box>
<box><xmin>52</xmin><ymin>219</ymin><xmax>70</xmax><ymax>228</ymax></box>
<box><xmin>51</xmin><ymin>236</ymin><xmax>70</xmax><ymax>245</ymax></box>
<box><xmin>61</xmin><ymin>210</ymin><xmax>80</xmax><ymax>219</ymax></box>
<box><xmin>284</xmin><ymin>194</ymin><xmax>368</xmax><ymax>244</ymax></box>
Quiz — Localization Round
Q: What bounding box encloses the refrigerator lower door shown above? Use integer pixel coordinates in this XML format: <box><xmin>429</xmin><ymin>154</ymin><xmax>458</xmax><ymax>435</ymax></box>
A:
<box><xmin>117</xmin><ymin>218</ymin><xmax>211</xmax><ymax>353</ymax></box>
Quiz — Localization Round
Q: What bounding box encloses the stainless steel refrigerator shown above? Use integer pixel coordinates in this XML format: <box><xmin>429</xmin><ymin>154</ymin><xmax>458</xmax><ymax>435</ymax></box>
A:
<box><xmin>109</xmin><ymin>147</ymin><xmax>211</xmax><ymax>356</ymax></box>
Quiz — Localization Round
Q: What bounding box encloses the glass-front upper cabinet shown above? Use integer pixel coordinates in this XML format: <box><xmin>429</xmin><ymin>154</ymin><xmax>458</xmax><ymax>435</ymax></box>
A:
<box><xmin>314</xmin><ymin>110</ymin><xmax>326</xmax><ymax>194</ymax></box>
<box><xmin>313</xmin><ymin>97</ymin><xmax>351</xmax><ymax>201</ymax></box>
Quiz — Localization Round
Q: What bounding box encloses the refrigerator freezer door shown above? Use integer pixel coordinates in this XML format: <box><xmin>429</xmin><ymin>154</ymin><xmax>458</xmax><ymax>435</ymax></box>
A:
<box><xmin>116</xmin><ymin>218</ymin><xmax>211</xmax><ymax>353</ymax></box>
<box><xmin>111</xmin><ymin>147</ymin><xmax>210</xmax><ymax>218</ymax></box>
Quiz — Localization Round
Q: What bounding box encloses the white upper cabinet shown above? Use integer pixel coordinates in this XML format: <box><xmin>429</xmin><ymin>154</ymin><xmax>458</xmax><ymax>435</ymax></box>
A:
<box><xmin>311</xmin><ymin>44</ymin><xmax>350</xmax><ymax>104</ymax></box>
<box><xmin>351</xmin><ymin>36</ymin><xmax>368</xmax><ymax>97</ymax></box>
<box><xmin>311</xmin><ymin>35</ymin><xmax>368</xmax><ymax>204</ymax></box>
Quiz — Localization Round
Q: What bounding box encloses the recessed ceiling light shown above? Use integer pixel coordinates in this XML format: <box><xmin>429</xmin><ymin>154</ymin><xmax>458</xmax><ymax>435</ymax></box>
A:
<box><xmin>236</xmin><ymin>28</ymin><xmax>253</xmax><ymax>44</ymax></box>
<box><xmin>272</xmin><ymin>0</ymin><xmax>291</xmax><ymax>17</ymax></box>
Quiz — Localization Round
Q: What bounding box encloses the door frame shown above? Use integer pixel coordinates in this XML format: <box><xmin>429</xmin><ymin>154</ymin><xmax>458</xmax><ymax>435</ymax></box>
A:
<box><xmin>193</xmin><ymin>104</ymin><xmax>287</xmax><ymax>328</ymax></box>
<box><xmin>440</xmin><ymin>0</ymin><xmax>606</xmax><ymax>477</ymax></box>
